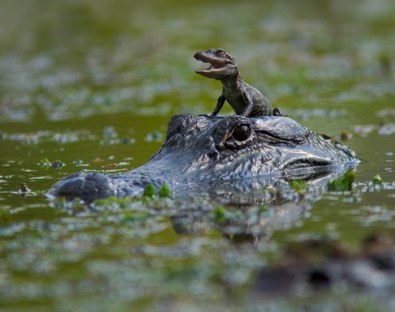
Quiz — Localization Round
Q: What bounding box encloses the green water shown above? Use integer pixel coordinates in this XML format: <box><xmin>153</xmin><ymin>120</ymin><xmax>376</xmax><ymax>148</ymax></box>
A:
<box><xmin>1</xmin><ymin>0</ymin><xmax>395</xmax><ymax>311</ymax></box>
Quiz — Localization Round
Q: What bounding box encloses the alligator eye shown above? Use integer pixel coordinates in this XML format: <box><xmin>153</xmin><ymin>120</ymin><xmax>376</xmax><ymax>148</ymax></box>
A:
<box><xmin>232</xmin><ymin>125</ymin><xmax>251</xmax><ymax>141</ymax></box>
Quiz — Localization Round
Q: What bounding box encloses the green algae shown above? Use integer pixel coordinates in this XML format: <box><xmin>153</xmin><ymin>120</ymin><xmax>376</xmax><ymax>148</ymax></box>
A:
<box><xmin>289</xmin><ymin>179</ymin><xmax>308</xmax><ymax>194</ymax></box>
<box><xmin>212</xmin><ymin>206</ymin><xmax>228</xmax><ymax>224</ymax></box>
<box><xmin>158</xmin><ymin>183</ymin><xmax>172</xmax><ymax>198</ymax></box>
<box><xmin>142</xmin><ymin>183</ymin><xmax>172</xmax><ymax>199</ymax></box>
<box><xmin>143</xmin><ymin>184</ymin><xmax>156</xmax><ymax>198</ymax></box>
<box><xmin>372</xmin><ymin>174</ymin><xmax>382</xmax><ymax>185</ymax></box>
<box><xmin>327</xmin><ymin>170</ymin><xmax>355</xmax><ymax>192</ymax></box>
<box><xmin>93</xmin><ymin>196</ymin><xmax>133</xmax><ymax>210</ymax></box>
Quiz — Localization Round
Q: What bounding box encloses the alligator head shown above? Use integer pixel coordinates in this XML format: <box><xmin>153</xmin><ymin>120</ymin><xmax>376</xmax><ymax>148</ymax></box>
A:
<box><xmin>194</xmin><ymin>48</ymin><xmax>238</xmax><ymax>79</ymax></box>
<box><xmin>47</xmin><ymin>114</ymin><xmax>359</xmax><ymax>201</ymax></box>
<box><xmin>149</xmin><ymin>114</ymin><xmax>357</xmax><ymax>181</ymax></box>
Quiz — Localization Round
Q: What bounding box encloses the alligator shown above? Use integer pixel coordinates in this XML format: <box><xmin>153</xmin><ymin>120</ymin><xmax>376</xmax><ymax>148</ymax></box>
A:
<box><xmin>47</xmin><ymin>114</ymin><xmax>359</xmax><ymax>202</ymax></box>
<box><xmin>194</xmin><ymin>48</ymin><xmax>282</xmax><ymax>117</ymax></box>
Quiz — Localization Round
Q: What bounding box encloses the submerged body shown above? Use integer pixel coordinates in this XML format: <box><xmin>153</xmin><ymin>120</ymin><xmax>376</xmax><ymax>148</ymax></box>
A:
<box><xmin>194</xmin><ymin>49</ymin><xmax>277</xmax><ymax>117</ymax></box>
<box><xmin>48</xmin><ymin>114</ymin><xmax>359</xmax><ymax>201</ymax></box>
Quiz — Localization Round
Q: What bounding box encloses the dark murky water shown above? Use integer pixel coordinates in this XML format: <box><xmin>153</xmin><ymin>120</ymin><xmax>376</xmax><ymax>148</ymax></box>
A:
<box><xmin>1</xmin><ymin>0</ymin><xmax>395</xmax><ymax>311</ymax></box>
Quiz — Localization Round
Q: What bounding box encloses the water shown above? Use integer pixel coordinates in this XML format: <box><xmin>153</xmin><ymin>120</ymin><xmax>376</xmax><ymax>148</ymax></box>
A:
<box><xmin>1</xmin><ymin>0</ymin><xmax>395</xmax><ymax>310</ymax></box>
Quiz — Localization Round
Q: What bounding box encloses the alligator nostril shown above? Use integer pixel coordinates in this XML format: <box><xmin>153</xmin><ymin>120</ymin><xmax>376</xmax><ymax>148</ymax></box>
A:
<box><xmin>207</xmin><ymin>149</ymin><xmax>219</xmax><ymax>160</ymax></box>
<box><xmin>204</xmin><ymin>137</ymin><xmax>220</xmax><ymax>160</ymax></box>
<box><xmin>233</xmin><ymin>124</ymin><xmax>251</xmax><ymax>141</ymax></box>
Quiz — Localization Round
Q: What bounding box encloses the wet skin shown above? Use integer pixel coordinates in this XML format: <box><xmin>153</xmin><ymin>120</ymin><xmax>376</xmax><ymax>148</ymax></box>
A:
<box><xmin>48</xmin><ymin>114</ymin><xmax>359</xmax><ymax>201</ymax></box>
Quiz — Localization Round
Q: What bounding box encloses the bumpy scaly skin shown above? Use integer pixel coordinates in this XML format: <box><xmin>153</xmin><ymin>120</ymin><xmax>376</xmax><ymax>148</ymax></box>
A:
<box><xmin>48</xmin><ymin>114</ymin><xmax>359</xmax><ymax>201</ymax></box>
<box><xmin>194</xmin><ymin>48</ymin><xmax>274</xmax><ymax>117</ymax></box>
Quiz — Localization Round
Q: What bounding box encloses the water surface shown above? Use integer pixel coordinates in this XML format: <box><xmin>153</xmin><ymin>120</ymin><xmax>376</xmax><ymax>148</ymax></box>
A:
<box><xmin>1</xmin><ymin>0</ymin><xmax>395</xmax><ymax>311</ymax></box>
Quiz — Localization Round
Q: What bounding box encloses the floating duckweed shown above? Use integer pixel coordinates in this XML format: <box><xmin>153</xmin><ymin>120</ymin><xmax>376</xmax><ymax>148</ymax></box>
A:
<box><xmin>94</xmin><ymin>196</ymin><xmax>133</xmax><ymax>209</ymax></box>
<box><xmin>372</xmin><ymin>174</ymin><xmax>382</xmax><ymax>185</ymax></box>
<box><xmin>145</xmin><ymin>131</ymin><xmax>163</xmax><ymax>142</ymax></box>
<box><xmin>121</xmin><ymin>211</ymin><xmax>151</xmax><ymax>223</ymax></box>
<box><xmin>101</xmin><ymin>126</ymin><xmax>118</xmax><ymax>145</ymax></box>
<box><xmin>289</xmin><ymin>180</ymin><xmax>308</xmax><ymax>194</ymax></box>
<box><xmin>212</xmin><ymin>206</ymin><xmax>228</xmax><ymax>224</ymax></box>
<box><xmin>141</xmin><ymin>183</ymin><xmax>172</xmax><ymax>199</ymax></box>
<box><xmin>143</xmin><ymin>184</ymin><xmax>156</xmax><ymax>198</ymax></box>
<box><xmin>258</xmin><ymin>205</ymin><xmax>269</xmax><ymax>213</ymax></box>
<box><xmin>159</xmin><ymin>183</ymin><xmax>172</xmax><ymax>198</ymax></box>
<box><xmin>327</xmin><ymin>170</ymin><xmax>355</xmax><ymax>191</ymax></box>
<box><xmin>37</xmin><ymin>158</ymin><xmax>65</xmax><ymax>169</ymax></box>
<box><xmin>37</xmin><ymin>158</ymin><xmax>52</xmax><ymax>168</ymax></box>
<box><xmin>100</xmin><ymin>126</ymin><xmax>135</xmax><ymax>145</ymax></box>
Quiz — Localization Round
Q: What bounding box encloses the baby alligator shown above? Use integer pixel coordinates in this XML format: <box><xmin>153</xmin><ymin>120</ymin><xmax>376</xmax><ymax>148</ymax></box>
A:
<box><xmin>194</xmin><ymin>48</ymin><xmax>282</xmax><ymax>117</ymax></box>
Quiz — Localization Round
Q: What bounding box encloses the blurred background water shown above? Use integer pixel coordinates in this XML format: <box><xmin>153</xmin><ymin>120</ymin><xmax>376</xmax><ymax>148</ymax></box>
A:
<box><xmin>1</xmin><ymin>0</ymin><xmax>395</xmax><ymax>310</ymax></box>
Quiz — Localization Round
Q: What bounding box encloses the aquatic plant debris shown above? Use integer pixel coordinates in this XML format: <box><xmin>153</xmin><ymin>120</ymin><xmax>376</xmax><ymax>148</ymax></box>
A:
<box><xmin>0</xmin><ymin>130</ymin><xmax>96</xmax><ymax>144</ymax></box>
<box><xmin>37</xmin><ymin>158</ymin><xmax>66</xmax><ymax>169</ymax></box>
<box><xmin>143</xmin><ymin>184</ymin><xmax>156</xmax><ymax>198</ymax></box>
<box><xmin>327</xmin><ymin>170</ymin><xmax>355</xmax><ymax>192</ymax></box>
<box><xmin>159</xmin><ymin>183</ymin><xmax>172</xmax><ymax>198</ymax></box>
<box><xmin>100</xmin><ymin>126</ymin><xmax>135</xmax><ymax>145</ymax></box>
<box><xmin>141</xmin><ymin>183</ymin><xmax>172</xmax><ymax>199</ymax></box>
<box><xmin>145</xmin><ymin>131</ymin><xmax>163</xmax><ymax>142</ymax></box>
<box><xmin>212</xmin><ymin>206</ymin><xmax>228</xmax><ymax>224</ymax></box>
<box><xmin>372</xmin><ymin>174</ymin><xmax>382</xmax><ymax>185</ymax></box>
<box><xmin>289</xmin><ymin>179</ymin><xmax>308</xmax><ymax>194</ymax></box>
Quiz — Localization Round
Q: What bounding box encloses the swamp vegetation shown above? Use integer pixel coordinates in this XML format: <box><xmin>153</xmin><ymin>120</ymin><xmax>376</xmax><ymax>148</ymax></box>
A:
<box><xmin>1</xmin><ymin>0</ymin><xmax>395</xmax><ymax>311</ymax></box>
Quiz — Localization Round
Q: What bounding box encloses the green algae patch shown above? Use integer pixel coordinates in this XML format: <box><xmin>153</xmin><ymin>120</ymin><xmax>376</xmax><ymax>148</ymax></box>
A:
<box><xmin>289</xmin><ymin>179</ymin><xmax>308</xmax><ymax>194</ymax></box>
<box><xmin>143</xmin><ymin>184</ymin><xmax>156</xmax><ymax>198</ymax></box>
<box><xmin>37</xmin><ymin>158</ymin><xmax>66</xmax><ymax>169</ymax></box>
<box><xmin>90</xmin><ymin>183</ymin><xmax>172</xmax><ymax>211</ymax></box>
<box><xmin>37</xmin><ymin>158</ymin><xmax>52</xmax><ymax>168</ymax></box>
<box><xmin>372</xmin><ymin>174</ymin><xmax>382</xmax><ymax>185</ymax></box>
<box><xmin>212</xmin><ymin>206</ymin><xmax>228</xmax><ymax>224</ymax></box>
<box><xmin>100</xmin><ymin>126</ymin><xmax>135</xmax><ymax>145</ymax></box>
<box><xmin>143</xmin><ymin>183</ymin><xmax>172</xmax><ymax>199</ymax></box>
<box><xmin>211</xmin><ymin>206</ymin><xmax>244</xmax><ymax>225</ymax></box>
<box><xmin>120</xmin><ymin>211</ymin><xmax>152</xmax><ymax>224</ymax></box>
<box><xmin>327</xmin><ymin>170</ymin><xmax>355</xmax><ymax>192</ymax></box>
<box><xmin>159</xmin><ymin>183</ymin><xmax>172</xmax><ymax>198</ymax></box>
<box><xmin>94</xmin><ymin>196</ymin><xmax>134</xmax><ymax>210</ymax></box>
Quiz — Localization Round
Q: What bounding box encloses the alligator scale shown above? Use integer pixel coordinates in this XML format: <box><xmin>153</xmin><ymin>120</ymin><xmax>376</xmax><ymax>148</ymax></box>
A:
<box><xmin>48</xmin><ymin>114</ymin><xmax>359</xmax><ymax>201</ymax></box>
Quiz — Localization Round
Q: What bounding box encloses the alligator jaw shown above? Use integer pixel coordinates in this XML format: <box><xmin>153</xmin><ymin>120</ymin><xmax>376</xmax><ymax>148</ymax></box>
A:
<box><xmin>194</xmin><ymin>50</ymin><xmax>235</xmax><ymax>78</ymax></box>
<box><xmin>194</xmin><ymin>54</ymin><xmax>223</xmax><ymax>75</ymax></box>
<box><xmin>194</xmin><ymin>51</ymin><xmax>227</xmax><ymax>68</ymax></box>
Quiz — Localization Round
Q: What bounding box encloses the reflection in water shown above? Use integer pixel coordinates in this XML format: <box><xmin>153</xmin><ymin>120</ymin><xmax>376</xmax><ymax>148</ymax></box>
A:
<box><xmin>252</xmin><ymin>231</ymin><xmax>395</xmax><ymax>300</ymax></box>
<box><xmin>168</xmin><ymin>170</ymin><xmax>352</xmax><ymax>245</ymax></box>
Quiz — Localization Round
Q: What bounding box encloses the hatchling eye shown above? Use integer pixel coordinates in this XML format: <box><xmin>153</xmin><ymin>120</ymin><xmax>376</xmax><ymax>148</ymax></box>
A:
<box><xmin>233</xmin><ymin>124</ymin><xmax>251</xmax><ymax>141</ymax></box>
